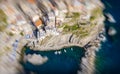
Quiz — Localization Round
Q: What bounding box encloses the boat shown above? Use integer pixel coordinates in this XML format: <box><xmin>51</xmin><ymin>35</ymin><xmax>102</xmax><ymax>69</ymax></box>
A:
<box><xmin>58</xmin><ymin>51</ymin><xmax>61</xmax><ymax>54</ymax></box>
<box><xmin>64</xmin><ymin>49</ymin><xmax>66</xmax><ymax>53</ymax></box>
<box><xmin>54</xmin><ymin>51</ymin><xmax>58</xmax><ymax>55</ymax></box>
<box><xmin>71</xmin><ymin>48</ymin><xmax>73</xmax><ymax>51</ymax></box>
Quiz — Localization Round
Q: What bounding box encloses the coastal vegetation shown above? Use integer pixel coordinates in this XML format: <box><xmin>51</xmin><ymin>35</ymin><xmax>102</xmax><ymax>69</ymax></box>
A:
<box><xmin>0</xmin><ymin>9</ymin><xmax>7</xmax><ymax>32</ymax></box>
<box><xmin>7</xmin><ymin>32</ymin><xmax>14</xmax><ymax>36</ymax></box>
<box><xmin>62</xmin><ymin>18</ymin><xmax>97</xmax><ymax>38</ymax></box>
<box><xmin>63</xmin><ymin>23</ymin><xmax>90</xmax><ymax>38</ymax></box>
<box><xmin>20</xmin><ymin>31</ymin><xmax>24</xmax><ymax>36</ymax></box>
<box><xmin>61</xmin><ymin>7</ymin><xmax>103</xmax><ymax>38</ymax></box>
<box><xmin>72</xmin><ymin>12</ymin><xmax>80</xmax><ymax>18</ymax></box>
<box><xmin>66</xmin><ymin>12</ymin><xmax>80</xmax><ymax>18</ymax></box>
<box><xmin>90</xmin><ymin>7</ymin><xmax>103</xmax><ymax>22</ymax></box>
<box><xmin>19</xmin><ymin>46</ymin><xmax>27</xmax><ymax>62</ymax></box>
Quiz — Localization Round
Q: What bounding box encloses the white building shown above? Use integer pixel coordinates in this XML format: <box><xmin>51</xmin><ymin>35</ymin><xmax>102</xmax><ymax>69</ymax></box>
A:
<box><xmin>30</xmin><ymin>14</ymin><xmax>39</xmax><ymax>22</ymax></box>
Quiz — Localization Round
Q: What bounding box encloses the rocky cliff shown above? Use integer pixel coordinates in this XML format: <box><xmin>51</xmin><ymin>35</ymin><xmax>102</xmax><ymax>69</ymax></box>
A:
<box><xmin>28</xmin><ymin>17</ymin><xmax>104</xmax><ymax>51</ymax></box>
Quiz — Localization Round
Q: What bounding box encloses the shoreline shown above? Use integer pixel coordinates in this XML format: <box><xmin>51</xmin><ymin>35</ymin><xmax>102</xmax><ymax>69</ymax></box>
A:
<box><xmin>29</xmin><ymin>43</ymin><xmax>83</xmax><ymax>51</ymax></box>
<box><xmin>23</xmin><ymin>28</ymin><xmax>105</xmax><ymax>74</ymax></box>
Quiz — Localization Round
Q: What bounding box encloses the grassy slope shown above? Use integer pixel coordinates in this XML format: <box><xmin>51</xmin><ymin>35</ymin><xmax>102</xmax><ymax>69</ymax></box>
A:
<box><xmin>0</xmin><ymin>9</ymin><xmax>7</xmax><ymax>32</ymax></box>
<box><xmin>61</xmin><ymin>7</ymin><xmax>103</xmax><ymax>38</ymax></box>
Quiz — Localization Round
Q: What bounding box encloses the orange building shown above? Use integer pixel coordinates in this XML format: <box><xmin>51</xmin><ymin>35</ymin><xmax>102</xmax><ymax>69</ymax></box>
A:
<box><xmin>34</xmin><ymin>19</ymin><xmax>42</xmax><ymax>29</ymax></box>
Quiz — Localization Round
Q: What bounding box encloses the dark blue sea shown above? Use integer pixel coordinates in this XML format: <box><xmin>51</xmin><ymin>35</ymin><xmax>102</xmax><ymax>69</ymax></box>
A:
<box><xmin>94</xmin><ymin>0</ymin><xmax>120</xmax><ymax>74</ymax></box>
<box><xmin>22</xmin><ymin>0</ymin><xmax>120</xmax><ymax>74</ymax></box>
<box><xmin>22</xmin><ymin>46</ymin><xmax>85</xmax><ymax>74</ymax></box>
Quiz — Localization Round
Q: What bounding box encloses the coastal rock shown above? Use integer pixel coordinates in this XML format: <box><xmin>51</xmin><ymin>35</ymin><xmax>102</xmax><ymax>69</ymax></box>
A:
<box><xmin>108</xmin><ymin>27</ymin><xmax>116</xmax><ymax>36</ymax></box>
<box><xmin>105</xmin><ymin>13</ymin><xmax>116</xmax><ymax>23</ymax></box>
<box><xmin>25</xmin><ymin>54</ymin><xmax>48</xmax><ymax>65</ymax></box>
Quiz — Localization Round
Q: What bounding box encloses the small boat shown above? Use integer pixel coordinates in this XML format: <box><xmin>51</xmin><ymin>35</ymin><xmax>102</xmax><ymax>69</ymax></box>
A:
<box><xmin>54</xmin><ymin>51</ymin><xmax>58</xmax><ymax>55</ymax></box>
<box><xmin>64</xmin><ymin>49</ymin><xmax>66</xmax><ymax>53</ymax></box>
<box><xmin>58</xmin><ymin>51</ymin><xmax>61</xmax><ymax>54</ymax></box>
<box><xmin>71</xmin><ymin>48</ymin><xmax>73</xmax><ymax>51</ymax></box>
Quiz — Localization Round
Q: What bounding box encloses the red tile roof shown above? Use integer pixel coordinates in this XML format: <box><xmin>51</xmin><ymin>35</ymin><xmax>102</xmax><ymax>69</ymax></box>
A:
<box><xmin>34</xmin><ymin>19</ymin><xmax>42</xmax><ymax>27</ymax></box>
<box><xmin>27</xmin><ymin>0</ymin><xmax>36</xmax><ymax>4</ymax></box>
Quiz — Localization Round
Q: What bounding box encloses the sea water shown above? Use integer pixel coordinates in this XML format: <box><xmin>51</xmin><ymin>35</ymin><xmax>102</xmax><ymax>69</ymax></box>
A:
<box><xmin>94</xmin><ymin>0</ymin><xmax>120</xmax><ymax>74</ymax></box>
<box><xmin>22</xmin><ymin>46</ymin><xmax>85</xmax><ymax>74</ymax></box>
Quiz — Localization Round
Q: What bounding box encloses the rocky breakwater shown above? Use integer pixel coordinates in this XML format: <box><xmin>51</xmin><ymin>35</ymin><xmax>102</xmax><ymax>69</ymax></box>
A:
<box><xmin>78</xmin><ymin>28</ymin><xmax>106</xmax><ymax>74</ymax></box>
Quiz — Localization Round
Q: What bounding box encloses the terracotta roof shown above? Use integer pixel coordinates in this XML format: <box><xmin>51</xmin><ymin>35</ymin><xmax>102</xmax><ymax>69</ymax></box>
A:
<box><xmin>34</xmin><ymin>19</ymin><xmax>42</xmax><ymax>27</ymax></box>
<box><xmin>27</xmin><ymin>0</ymin><xmax>36</xmax><ymax>4</ymax></box>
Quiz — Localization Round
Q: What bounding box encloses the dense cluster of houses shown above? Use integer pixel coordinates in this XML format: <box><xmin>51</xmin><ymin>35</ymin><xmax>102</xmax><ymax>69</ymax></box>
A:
<box><xmin>0</xmin><ymin>0</ymin><xmax>102</xmax><ymax>40</ymax></box>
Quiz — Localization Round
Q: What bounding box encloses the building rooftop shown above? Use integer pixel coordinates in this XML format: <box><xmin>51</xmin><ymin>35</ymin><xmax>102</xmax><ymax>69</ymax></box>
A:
<box><xmin>34</xmin><ymin>19</ymin><xmax>42</xmax><ymax>28</ymax></box>
<box><xmin>27</xmin><ymin>0</ymin><xmax>36</xmax><ymax>4</ymax></box>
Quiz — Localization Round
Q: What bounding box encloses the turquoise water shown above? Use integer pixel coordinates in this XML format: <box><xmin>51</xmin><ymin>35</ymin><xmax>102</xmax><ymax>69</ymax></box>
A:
<box><xmin>22</xmin><ymin>46</ymin><xmax>85</xmax><ymax>74</ymax></box>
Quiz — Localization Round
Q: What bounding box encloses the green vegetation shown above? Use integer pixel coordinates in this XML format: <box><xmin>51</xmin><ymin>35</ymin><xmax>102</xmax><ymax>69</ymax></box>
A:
<box><xmin>71</xmin><ymin>12</ymin><xmax>80</xmax><ymax>22</ymax></box>
<box><xmin>0</xmin><ymin>9</ymin><xmax>7</xmax><ymax>32</ymax></box>
<box><xmin>90</xmin><ymin>16</ymin><xmax>96</xmax><ymax>21</ymax></box>
<box><xmin>8</xmin><ymin>32</ymin><xmax>14</xmax><ymax>36</ymax></box>
<box><xmin>65</xmin><ymin>12</ymin><xmax>72</xmax><ymax>18</ymax></box>
<box><xmin>20</xmin><ymin>31</ymin><xmax>24</xmax><ymax>36</ymax></box>
<box><xmin>72</xmin><ymin>12</ymin><xmax>80</xmax><ymax>18</ymax></box>
<box><xmin>19</xmin><ymin>46</ymin><xmax>26</xmax><ymax>62</ymax></box>
<box><xmin>63</xmin><ymin>23</ymin><xmax>90</xmax><ymax>38</ymax></box>
<box><xmin>91</xmin><ymin>7</ymin><xmax>102</xmax><ymax>16</ymax></box>
<box><xmin>62</xmin><ymin>20</ymin><xmax>97</xmax><ymax>38</ymax></box>
<box><xmin>62</xmin><ymin>7</ymin><xmax>102</xmax><ymax>38</ymax></box>
<box><xmin>62</xmin><ymin>12</ymin><xmax>81</xmax><ymax>28</ymax></box>
<box><xmin>90</xmin><ymin>7</ymin><xmax>103</xmax><ymax>22</ymax></box>
<box><xmin>64</xmin><ymin>24</ymin><xmax>79</xmax><ymax>31</ymax></box>
<box><xmin>66</xmin><ymin>12</ymin><xmax>80</xmax><ymax>19</ymax></box>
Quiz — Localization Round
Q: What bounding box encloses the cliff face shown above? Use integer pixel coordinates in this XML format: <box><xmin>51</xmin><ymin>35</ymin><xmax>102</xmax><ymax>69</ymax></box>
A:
<box><xmin>28</xmin><ymin>17</ymin><xmax>104</xmax><ymax>51</ymax></box>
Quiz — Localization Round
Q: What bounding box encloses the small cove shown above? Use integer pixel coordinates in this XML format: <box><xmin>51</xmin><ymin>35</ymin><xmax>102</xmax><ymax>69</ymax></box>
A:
<box><xmin>22</xmin><ymin>46</ymin><xmax>85</xmax><ymax>74</ymax></box>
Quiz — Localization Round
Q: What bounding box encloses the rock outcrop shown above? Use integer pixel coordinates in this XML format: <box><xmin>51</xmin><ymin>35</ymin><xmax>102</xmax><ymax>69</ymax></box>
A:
<box><xmin>24</xmin><ymin>54</ymin><xmax>48</xmax><ymax>65</ymax></box>
<box><xmin>28</xmin><ymin>23</ymin><xmax>104</xmax><ymax>51</ymax></box>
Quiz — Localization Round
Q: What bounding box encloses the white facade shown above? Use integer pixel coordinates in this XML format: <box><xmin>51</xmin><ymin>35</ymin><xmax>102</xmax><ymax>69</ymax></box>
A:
<box><xmin>31</xmin><ymin>15</ymin><xmax>39</xmax><ymax>22</ymax></box>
